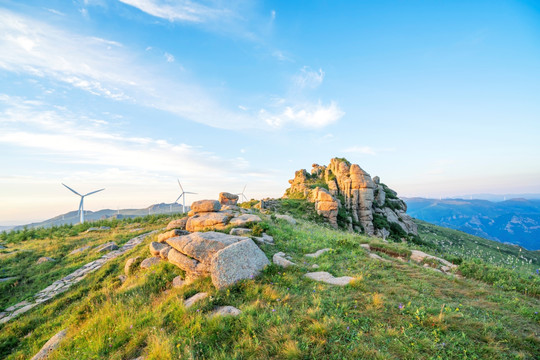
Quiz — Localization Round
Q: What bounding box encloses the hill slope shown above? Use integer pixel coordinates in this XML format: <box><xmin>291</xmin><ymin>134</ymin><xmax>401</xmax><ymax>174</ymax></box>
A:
<box><xmin>0</xmin><ymin>206</ymin><xmax>539</xmax><ymax>359</ymax></box>
<box><xmin>405</xmin><ymin>197</ymin><xmax>540</xmax><ymax>250</ymax></box>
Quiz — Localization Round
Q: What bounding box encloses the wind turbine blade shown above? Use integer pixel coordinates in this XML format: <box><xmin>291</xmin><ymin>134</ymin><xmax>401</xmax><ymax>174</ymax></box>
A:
<box><xmin>84</xmin><ymin>188</ymin><xmax>105</xmax><ymax>196</ymax></box>
<box><xmin>175</xmin><ymin>193</ymin><xmax>184</xmax><ymax>203</ymax></box>
<box><xmin>177</xmin><ymin>179</ymin><xmax>184</xmax><ymax>193</ymax></box>
<box><xmin>242</xmin><ymin>185</ymin><xmax>247</xmax><ymax>193</ymax></box>
<box><xmin>184</xmin><ymin>192</ymin><xmax>197</xmax><ymax>194</ymax></box>
<box><xmin>62</xmin><ymin>183</ymin><xmax>82</xmax><ymax>196</ymax></box>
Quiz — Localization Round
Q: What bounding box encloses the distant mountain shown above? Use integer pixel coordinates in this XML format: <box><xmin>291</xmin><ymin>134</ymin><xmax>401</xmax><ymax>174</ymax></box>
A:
<box><xmin>5</xmin><ymin>203</ymin><xmax>189</xmax><ymax>232</ymax></box>
<box><xmin>404</xmin><ymin>197</ymin><xmax>540</xmax><ymax>250</ymax></box>
<box><xmin>451</xmin><ymin>193</ymin><xmax>540</xmax><ymax>202</ymax></box>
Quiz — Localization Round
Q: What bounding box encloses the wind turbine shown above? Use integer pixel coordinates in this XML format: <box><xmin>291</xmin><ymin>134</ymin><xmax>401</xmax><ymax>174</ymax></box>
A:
<box><xmin>62</xmin><ymin>183</ymin><xmax>105</xmax><ymax>224</ymax></box>
<box><xmin>175</xmin><ymin>179</ymin><xmax>197</xmax><ymax>213</ymax></box>
<box><xmin>237</xmin><ymin>185</ymin><xmax>248</xmax><ymax>202</ymax></box>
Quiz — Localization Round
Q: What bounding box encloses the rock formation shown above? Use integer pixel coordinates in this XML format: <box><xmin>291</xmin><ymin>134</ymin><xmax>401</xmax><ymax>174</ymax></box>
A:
<box><xmin>284</xmin><ymin>158</ymin><xmax>417</xmax><ymax>238</ymax></box>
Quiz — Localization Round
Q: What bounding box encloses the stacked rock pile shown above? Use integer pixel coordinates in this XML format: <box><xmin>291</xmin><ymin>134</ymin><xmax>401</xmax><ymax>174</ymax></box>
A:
<box><xmin>139</xmin><ymin>194</ymin><xmax>270</xmax><ymax>290</ymax></box>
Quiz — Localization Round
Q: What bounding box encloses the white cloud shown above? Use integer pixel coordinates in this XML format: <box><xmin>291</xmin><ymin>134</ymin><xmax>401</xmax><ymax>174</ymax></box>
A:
<box><xmin>118</xmin><ymin>0</ymin><xmax>232</xmax><ymax>23</ymax></box>
<box><xmin>261</xmin><ymin>101</ymin><xmax>344</xmax><ymax>128</ymax></box>
<box><xmin>294</xmin><ymin>66</ymin><xmax>325</xmax><ymax>89</ymax></box>
<box><xmin>0</xmin><ymin>8</ymin><xmax>341</xmax><ymax>131</ymax></box>
<box><xmin>271</xmin><ymin>10</ymin><xmax>276</xmax><ymax>21</ymax></box>
<box><xmin>164</xmin><ymin>52</ymin><xmax>175</xmax><ymax>62</ymax></box>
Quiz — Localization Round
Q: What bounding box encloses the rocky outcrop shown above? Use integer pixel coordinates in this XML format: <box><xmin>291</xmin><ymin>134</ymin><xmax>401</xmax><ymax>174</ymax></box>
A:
<box><xmin>219</xmin><ymin>192</ymin><xmax>239</xmax><ymax>205</ymax></box>
<box><xmin>166</xmin><ymin>231</ymin><xmax>269</xmax><ymax>289</ymax></box>
<box><xmin>166</xmin><ymin>218</ymin><xmax>187</xmax><ymax>230</ymax></box>
<box><xmin>284</xmin><ymin>158</ymin><xmax>417</xmax><ymax>237</ymax></box>
<box><xmin>311</xmin><ymin>187</ymin><xmax>339</xmax><ymax>228</ymax></box>
<box><xmin>30</xmin><ymin>329</ymin><xmax>67</xmax><ymax>360</ymax></box>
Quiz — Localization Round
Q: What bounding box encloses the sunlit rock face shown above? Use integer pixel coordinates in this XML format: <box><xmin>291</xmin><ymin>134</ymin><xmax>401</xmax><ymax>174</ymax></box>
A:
<box><xmin>284</xmin><ymin>158</ymin><xmax>417</xmax><ymax>237</ymax></box>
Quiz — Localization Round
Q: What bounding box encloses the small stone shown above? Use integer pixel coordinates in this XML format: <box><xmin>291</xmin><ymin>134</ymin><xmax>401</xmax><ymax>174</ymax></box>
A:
<box><xmin>230</xmin><ymin>228</ymin><xmax>252</xmax><ymax>236</ymax></box>
<box><xmin>304</xmin><ymin>271</ymin><xmax>354</xmax><ymax>286</ymax></box>
<box><xmin>311</xmin><ymin>264</ymin><xmax>319</xmax><ymax>269</ymax></box>
<box><xmin>69</xmin><ymin>245</ymin><xmax>91</xmax><ymax>255</ymax></box>
<box><xmin>184</xmin><ymin>292</ymin><xmax>208</xmax><ymax>309</ymax></box>
<box><xmin>140</xmin><ymin>257</ymin><xmax>161</xmax><ymax>269</ymax></box>
<box><xmin>210</xmin><ymin>306</ymin><xmax>241</xmax><ymax>317</ymax></box>
<box><xmin>117</xmin><ymin>275</ymin><xmax>127</xmax><ymax>283</ymax></box>
<box><xmin>360</xmin><ymin>244</ymin><xmax>370</xmax><ymax>251</ymax></box>
<box><xmin>172</xmin><ymin>276</ymin><xmax>185</xmax><ymax>288</ymax></box>
<box><xmin>369</xmin><ymin>253</ymin><xmax>390</xmax><ymax>262</ymax></box>
<box><xmin>95</xmin><ymin>242</ymin><xmax>118</xmax><ymax>253</ymax></box>
<box><xmin>273</xmin><ymin>252</ymin><xmax>296</xmax><ymax>268</ymax></box>
<box><xmin>36</xmin><ymin>257</ymin><xmax>55</xmax><ymax>264</ymax></box>
<box><xmin>305</xmin><ymin>248</ymin><xmax>332</xmax><ymax>258</ymax></box>
<box><xmin>228</xmin><ymin>214</ymin><xmax>262</xmax><ymax>227</ymax></box>
<box><xmin>30</xmin><ymin>329</ymin><xmax>67</xmax><ymax>360</ymax></box>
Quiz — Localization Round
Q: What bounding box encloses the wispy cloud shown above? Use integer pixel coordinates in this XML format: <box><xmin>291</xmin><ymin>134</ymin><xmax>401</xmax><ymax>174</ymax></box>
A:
<box><xmin>118</xmin><ymin>0</ymin><xmax>232</xmax><ymax>23</ymax></box>
<box><xmin>294</xmin><ymin>66</ymin><xmax>325</xmax><ymax>89</ymax></box>
<box><xmin>0</xmin><ymin>8</ymin><xmax>342</xmax><ymax>130</ymax></box>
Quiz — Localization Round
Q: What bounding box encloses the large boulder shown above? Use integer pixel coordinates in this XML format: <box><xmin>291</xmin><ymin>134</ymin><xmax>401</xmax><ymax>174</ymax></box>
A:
<box><xmin>191</xmin><ymin>200</ymin><xmax>221</xmax><ymax>214</ymax></box>
<box><xmin>140</xmin><ymin>257</ymin><xmax>161</xmax><ymax>269</ymax></box>
<box><xmin>210</xmin><ymin>239</ymin><xmax>270</xmax><ymax>290</ymax></box>
<box><xmin>219</xmin><ymin>192</ymin><xmax>239</xmax><ymax>205</ymax></box>
<box><xmin>125</xmin><ymin>257</ymin><xmax>141</xmax><ymax>275</ymax></box>
<box><xmin>311</xmin><ymin>187</ymin><xmax>339</xmax><ymax>228</ymax></box>
<box><xmin>185</xmin><ymin>212</ymin><xmax>233</xmax><ymax>232</ymax></box>
<box><xmin>166</xmin><ymin>218</ymin><xmax>188</xmax><ymax>230</ymax></box>
<box><xmin>166</xmin><ymin>232</ymin><xmax>269</xmax><ymax>289</ymax></box>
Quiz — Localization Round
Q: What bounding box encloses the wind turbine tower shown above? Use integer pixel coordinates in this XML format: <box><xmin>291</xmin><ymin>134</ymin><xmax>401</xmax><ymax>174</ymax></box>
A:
<box><xmin>62</xmin><ymin>183</ymin><xmax>105</xmax><ymax>224</ymax></box>
<box><xmin>175</xmin><ymin>179</ymin><xmax>197</xmax><ymax>213</ymax></box>
<box><xmin>237</xmin><ymin>185</ymin><xmax>248</xmax><ymax>202</ymax></box>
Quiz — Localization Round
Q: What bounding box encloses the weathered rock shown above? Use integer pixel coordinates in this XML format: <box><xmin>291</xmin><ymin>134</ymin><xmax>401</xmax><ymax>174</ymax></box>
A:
<box><xmin>117</xmin><ymin>275</ymin><xmax>127</xmax><ymax>283</ymax></box>
<box><xmin>36</xmin><ymin>257</ymin><xmax>55</xmax><ymax>264</ymax></box>
<box><xmin>184</xmin><ymin>292</ymin><xmax>208</xmax><ymax>309</ymax></box>
<box><xmin>275</xmin><ymin>214</ymin><xmax>297</xmax><ymax>225</ymax></box>
<box><xmin>140</xmin><ymin>257</ymin><xmax>161</xmax><ymax>269</ymax></box>
<box><xmin>166</xmin><ymin>218</ymin><xmax>188</xmax><ymax>230</ymax></box>
<box><xmin>228</xmin><ymin>214</ymin><xmax>262</xmax><ymax>227</ymax></box>
<box><xmin>283</xmin><ymin>158</ymin><xmax>417</xmax><ymax>236</ymax></box>
<box><xmin>69</xmin><ymin>245</ymin><xmax>91</xmax><ymax>255</ymax></box>
<box><xmin>95</xmin><ymin>242</ymin><xmax>118</xmax><ymax>253</ymax></box>
<box><xmin>305</xmin><ymin>248</ymin><xmax>332</xmax><ymax>258</ymax></box>
<box><xmin>210</xmin><ymin>306</ymin><xmax>241</xmax><ymax>317</ymax></box>
<box><xmin>191</xmin><ymin>200</ymin><xmax>221</xmax><ymax>213</ymax></box>
<box><xmin>210</xmin><ymin>239</ymin><xmax>270</xmax><ymax>290</ymax></box>
<box><xmin>125</xmin><ymin>257</ymin><xmax>141</xmax><ymax>275</ymax></box>
<box><xmin>186</xmin><ymin>212</ymin><xmax>233</xmax><ymax>232</ymax></box>
<box><xmin>167</xmin><ymin>232</ymin><xmax>245</xmax><ymax>264</ymax></box>
<box><xmin>360</xmin><ymin>244</ymin><xmax>371</xmax><ymax>251</ymax></box>
<box><xmin>219</xmin><ymin>192</ymin><xmax>239</xmax><ymax>205</ymax></box>
<box><xmin>158</xmin><ymin>229</ymin><xmax>189</xmax><ymax>243</ymax></box>
<box><xmin>230</xmin><ymin>228</ymin><xmax>252</xmax><ymax>236</ymax></box>
<box><xmin>311</xmin><ymin>187</ymin><xmax>339</xmax><ymax>228</ymax></box>
<box><xmin>30</xmin><ymin>329</ymin><xmax>67</xmax><ymax>360</ymax></box>
<box><xmin>159</xmin><ymin>246</ymin><xmax>171</xmax><ymax>260</ymax></box>
<box><xmin>149</xmin><ymin>242</ymin><xmax>169</xmax><ymax>256</ymax></box>
<box><xmin>172</xmin><ymin>276</ymin><xmax>185</xmax><ymax>288</ymax></box>
<box><xmin>273</xmin><ymin>252</ymin><xmax>296</xmax><ymax>268</ymax></box>
<box><xmin>168</xmin><ymin>248</ymin><xmax>207</xmax><ymax>276</ymax></box>
<box><xmin>253</xmin><ymin>233</ymin><xmax>274</xmax><ymax>245</ymax></box>
<box><xmin>410</xmin><ymin>250</ymin><xmax>457</xmax><ymax>269</ymax></box>
<box><xmin>304</xmin><ymin>272</ymin><xmax>354</xmax><ymax>286</ymax></box>
<box><xmin>311</xmin><ymin>264</ymin><xmax>320</xmax><ymax>269</ymax></box>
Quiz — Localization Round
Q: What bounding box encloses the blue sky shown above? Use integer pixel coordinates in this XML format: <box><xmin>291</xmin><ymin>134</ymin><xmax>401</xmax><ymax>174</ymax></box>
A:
<box><xmin>1</xmin><ymin>0</ymin><xmax>539</xmax><ymax>225</ymax></box>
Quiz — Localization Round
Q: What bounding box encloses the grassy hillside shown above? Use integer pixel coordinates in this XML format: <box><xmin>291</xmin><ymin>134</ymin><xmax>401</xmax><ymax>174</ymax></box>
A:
<box><xmin>0</xmin><ymin>208</ymin><xmax>539</xmax><ymax>359</ymax></box>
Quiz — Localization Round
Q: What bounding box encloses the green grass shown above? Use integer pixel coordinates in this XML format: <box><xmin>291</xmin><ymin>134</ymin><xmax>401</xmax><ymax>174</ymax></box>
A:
<box><xmin>0</xmin><ymin>215</ymin><xmax>539</xmax><ymax>359</ymax></box>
